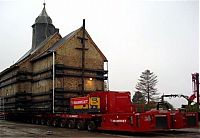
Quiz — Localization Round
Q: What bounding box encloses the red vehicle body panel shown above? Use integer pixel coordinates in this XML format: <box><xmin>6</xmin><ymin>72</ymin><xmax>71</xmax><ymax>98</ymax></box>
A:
<box><xmin>170</xmin><ymin>112</ymin><xmax>186</xmax><ymax>129</ymax></box>
<box><xmin>98</xmin><ymin>113</ymin><xmax>155</xmax><ymax>132</ymax></box>
<box><xmin>89</xmin><ymin>91</ymin><xmax>132</xmax><ymax>114</ymax></box>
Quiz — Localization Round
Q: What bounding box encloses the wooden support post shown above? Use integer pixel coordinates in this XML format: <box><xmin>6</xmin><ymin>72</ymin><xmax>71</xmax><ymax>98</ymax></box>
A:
<box><xmin>81</xmin><ymin>19</ymin><xmax>86</xmax><ymax>95</ymax></box>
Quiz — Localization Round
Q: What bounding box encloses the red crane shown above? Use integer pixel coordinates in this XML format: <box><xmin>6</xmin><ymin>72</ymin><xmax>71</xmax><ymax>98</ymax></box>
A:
<box><xmin>158</xmin><ymin>73</ymin><xmax>199</xmax><ymax>109</ymax></box>
<box><xmin>192</xmin><ymin>73</ymin><xmax>199</xmax><ymax>106</ymax></box>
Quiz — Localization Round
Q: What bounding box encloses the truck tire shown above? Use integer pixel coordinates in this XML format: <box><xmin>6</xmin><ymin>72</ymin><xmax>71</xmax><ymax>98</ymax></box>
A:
<box><xmin>35</xmin><ymin>119</ymin><xmax>39</xmax><ymax>125</ymax></box>
<box><xmin>68</xmin><ymin>120</ymin><xmax>75</xmax><ymax>129</ymax></box>
<box><xmin>31</xmin><ymin>119</ymin><xmax>35</xmax><ymax>124</ymax></box>
<box><xmin>52</xmin><ymin>119</ymin><xmax>58</xmax><ymax>127</ymax></box>
<box><xmin>87</xmin><ymin>121</ymin><xmax>96</xmax><ymax>131</ymax></box>
<box><xmin>60</xmin><ymin>119</ymin><xmax>66</xmax><ymax>128</ymax></box>
<box><xmin>77</xmin><ymin>120</ymin><xmax>85</xmax><ymax>130</ymax></box>
<box><xmin>47</xmin><ymin>120</ymin><xmax>51</xmax><ymax>126</ymax></box>
<box><xmin>41</xmin><ymin>119</ymin><xmax>46</xmax><ymax>125</ymax></box>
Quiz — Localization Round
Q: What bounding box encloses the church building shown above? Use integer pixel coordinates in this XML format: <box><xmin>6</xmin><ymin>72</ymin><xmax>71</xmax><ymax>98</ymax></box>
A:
<box><xmin>0</xmin><ymin>3</ymin><xmax>108</xmax><ymax>113</ymax></box>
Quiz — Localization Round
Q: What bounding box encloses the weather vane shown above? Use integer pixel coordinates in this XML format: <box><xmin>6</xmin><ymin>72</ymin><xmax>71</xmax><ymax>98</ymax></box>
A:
<box><xmin>43</xmin><ymin>0</ymin><xmax>46</xmax><ymax>6</ymax></box>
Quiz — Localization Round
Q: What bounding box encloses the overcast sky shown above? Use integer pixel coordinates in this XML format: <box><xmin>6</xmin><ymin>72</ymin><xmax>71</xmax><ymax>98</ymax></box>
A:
<box><xmin>0</xmin><ymin>0</ymin><xmax>199</xmax><ymax>107</ymax></box>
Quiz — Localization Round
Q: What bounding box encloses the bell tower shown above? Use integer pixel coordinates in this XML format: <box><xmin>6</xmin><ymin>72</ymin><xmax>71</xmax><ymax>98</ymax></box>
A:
<box><xmin>31</xmin><ymin>3</ymin><xmax>59</xmax><ymax>50</ymax></box>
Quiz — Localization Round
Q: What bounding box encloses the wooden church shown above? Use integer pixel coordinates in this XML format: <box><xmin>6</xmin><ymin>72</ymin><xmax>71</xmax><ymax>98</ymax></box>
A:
<box><xmin>0</xmin><ymin>3</ymin><xmax>108</xmax><ymax>113</ymax></box>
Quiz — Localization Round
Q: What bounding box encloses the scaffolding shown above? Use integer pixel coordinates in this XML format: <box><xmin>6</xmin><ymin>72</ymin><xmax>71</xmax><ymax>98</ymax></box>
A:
<box><xmin>0</xmin><ymin>97</ymin><xmax>5</xmax><ymax>120</ymax></box>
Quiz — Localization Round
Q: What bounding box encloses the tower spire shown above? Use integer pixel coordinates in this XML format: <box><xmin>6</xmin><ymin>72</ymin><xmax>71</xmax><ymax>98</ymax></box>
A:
<box><xmin>43</xmin><ymin>0</ymin><xmax>46</xmax><ymax>8</ymax></box>
<box><xmin>31</xmin><ymin>1</ymin><xmax>59</xmax><ymax>50</ymax></box>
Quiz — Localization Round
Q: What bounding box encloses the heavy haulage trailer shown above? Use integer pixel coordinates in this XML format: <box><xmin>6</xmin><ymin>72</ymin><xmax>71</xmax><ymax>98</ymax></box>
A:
<box><xmin>4</xmin><ymin>91</ymin><xmax>198</xmax><ymax>132</ymax></box>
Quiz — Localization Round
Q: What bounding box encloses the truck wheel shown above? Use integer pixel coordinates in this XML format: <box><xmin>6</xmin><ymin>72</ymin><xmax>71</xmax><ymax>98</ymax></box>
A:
<box><xmin>26</xmin><ymin>119</ymin><xmax>30</xmax><ymax>123</ymax></box>
<box><xmin>41</xmin><ymin>119</ymin><xmax>46</xmax><ymax>125</ymax></box>
<box><xmin>87</xmin><ymin>121</ymin><xmax>96</xmax><ymax>131</ymax></box>
<box><xmin>47</xmin><ymin>120</ymin><xmax>51</xmax><ymax>126</ymax></box>
<box><xmin>60</xmin><ymin>120</ymin><xmax>66</xmax><ymax>128</ymax></box>
<box><xmin>31</xmin><ymin>119</ymin><xmax>35</xmax><ymax>124</ymax></box>
<box><xmin>35</xmin><ymin>119</ymin><xmax>39</xmax><ymax>125</ymax></box>
<box><xmin>68</xmin><ymin>120</ymin><xmax>75</xmax><ymax>129</ymax></box>
<box><xmin>77</xmin><ymin>120</ymin><xmax>85</xmax><ymax>130</ymax></box>
<box><xmin>52</xmin><ymin>119</ymin><xmax>58</xmax><ymax>127</ymax></box>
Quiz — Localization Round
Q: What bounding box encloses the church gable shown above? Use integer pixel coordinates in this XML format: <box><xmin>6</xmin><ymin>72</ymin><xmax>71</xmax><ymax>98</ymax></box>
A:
<box><xmin>55</xmin><ymin>27</ymin><xmax>107</xmax><ymax>69</ymax></box>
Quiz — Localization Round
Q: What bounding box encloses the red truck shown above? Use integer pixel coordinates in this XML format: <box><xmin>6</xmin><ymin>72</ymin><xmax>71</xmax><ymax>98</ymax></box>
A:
<box><xmin>7</xmin><ymin>91</ymin><xmax>197</xmax><ymax>132</ymax></box>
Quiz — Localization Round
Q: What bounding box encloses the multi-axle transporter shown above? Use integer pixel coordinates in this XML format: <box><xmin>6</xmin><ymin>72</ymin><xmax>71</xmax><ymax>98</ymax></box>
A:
<box><xmin>4</xmin><ymin>91</ymin><xmax>198</xmax><ymax>132</ymax></box>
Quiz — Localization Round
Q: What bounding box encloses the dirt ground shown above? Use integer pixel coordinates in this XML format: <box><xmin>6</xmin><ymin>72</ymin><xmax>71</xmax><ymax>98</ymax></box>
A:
<box><xmin>0</xmin><ymin>120</ymin><xmax>199</xmax><ymax>138</ymax></box>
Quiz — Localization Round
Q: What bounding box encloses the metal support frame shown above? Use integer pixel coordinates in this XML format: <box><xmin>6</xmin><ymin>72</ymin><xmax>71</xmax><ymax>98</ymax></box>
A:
<box><xmin>0</xmin><ymin>97</ymin><xmax>5</xmax><ymax>120</ymax></box>
<box><xmin>105</xmin><ymin>61</ymin><xmax>109</xmax><ymax>91</ymax></box>
<box><xmin>192</xmin><ymin>73</ymin><xmax>199</xmax><ymax>107</ymax></box>
<box><xmin>161</xmin><ymin>94</ymin><xmax>189</xmax><ymax>102</ymax></box>
<box><xmin>52</xmin><ymin>51</ymin><xmax>55</xmax><ymax>114</ymax></box>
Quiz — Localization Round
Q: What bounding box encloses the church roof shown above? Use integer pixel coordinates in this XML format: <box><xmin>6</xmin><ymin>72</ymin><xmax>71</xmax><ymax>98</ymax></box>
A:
<box><xmin>49</xmin><ymin>28</ymin><xmax>80</xmax><ymax>52</ymax></box>
<box><xmin>34</xmin><ymin>3</ymin><xmax>52</xmax><ymax>24</ymax></box>
<box><xmin>16</xmin><ymin>33</ymin><xmax>59</xmax><ymax>64</ymax></box>
<box><xmin>2</xmin><ymin>25</ymin><xmax>107</xmax><ymax>76</ymax></box>
<box><xmin>32</xmin><ymin>27</ymin><xmax>108</xmax><ymax>62</ymax></box>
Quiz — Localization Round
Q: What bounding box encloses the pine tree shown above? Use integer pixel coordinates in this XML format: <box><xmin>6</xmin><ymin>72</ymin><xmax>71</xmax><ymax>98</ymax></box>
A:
<box><xmin>135</xmin><ymin>70</ymin><xmax>159</xmax><ymax>103</ymax></box>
